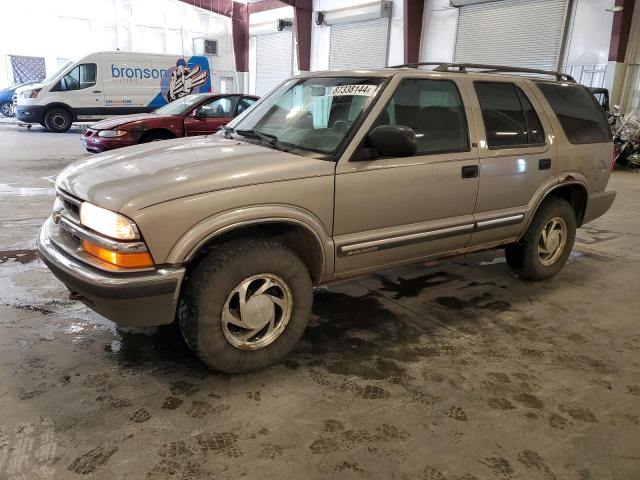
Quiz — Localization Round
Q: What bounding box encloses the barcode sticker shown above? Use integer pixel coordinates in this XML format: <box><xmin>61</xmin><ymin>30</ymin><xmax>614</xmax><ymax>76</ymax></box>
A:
<box><xmin>329</xmin><ymin>85</ymin><xmax>377</xmax><ymax>96</ymax></box>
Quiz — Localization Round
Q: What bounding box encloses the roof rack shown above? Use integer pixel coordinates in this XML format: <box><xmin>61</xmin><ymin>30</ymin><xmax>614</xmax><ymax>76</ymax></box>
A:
<box><xmin>390</xmin><ymin>62</ymin><xmax>576</xmax><ymax>83</ymax></box>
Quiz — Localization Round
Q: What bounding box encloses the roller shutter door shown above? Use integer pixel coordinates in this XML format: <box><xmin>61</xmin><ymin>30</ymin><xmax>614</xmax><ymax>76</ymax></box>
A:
<box><xmin>329</xmin><ymin>18</ymin><xmax>389</xmax><ymax>69</ymax></box>
<box><xmin>454</xmin><ymin>0</ymin><xmax>569</xmax><ymax>70</ymax></box>
<box><xmin>255</xmin><ymin>31</ymin><xmax>293</xmax><ymax>96</ymax></box>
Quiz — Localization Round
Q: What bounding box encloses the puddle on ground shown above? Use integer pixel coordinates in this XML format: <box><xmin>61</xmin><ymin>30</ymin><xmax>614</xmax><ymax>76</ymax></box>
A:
<box><xmin>0</xmin><ymin>184</ymin><xmax>55</xmax><ymax>196</ymax></box>
<box><xmin>0</xmin><ymin>249</ymin><xmax>38</xmax><ymax>265</ymax></box>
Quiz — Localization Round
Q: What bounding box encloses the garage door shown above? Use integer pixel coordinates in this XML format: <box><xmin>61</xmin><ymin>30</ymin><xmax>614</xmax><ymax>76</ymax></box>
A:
<box><xmin>329</xmin><ymin>18</ymin><xmax>389</xmax><ymax>69</ymax></box>
<box><xmin>454</xmin><ymin>0</ymin><xmax>569</xmax><ymax>70</ymax></box>
<box><xmin>255</xmin><ymin>31</ymin><xmax>293</xmax><ymax>96</ymax></box>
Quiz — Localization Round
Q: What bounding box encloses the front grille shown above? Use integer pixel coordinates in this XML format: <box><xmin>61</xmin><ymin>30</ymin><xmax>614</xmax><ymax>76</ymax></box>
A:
<box><xmin>55</xmin><ymin>188</ymin><xmax>84</xmax><ymax>246</ymax></box>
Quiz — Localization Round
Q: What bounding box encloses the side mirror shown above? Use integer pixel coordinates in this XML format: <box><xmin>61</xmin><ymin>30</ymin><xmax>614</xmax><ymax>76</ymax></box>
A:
<box><xmin>367</xmin><ymin>125</ymin><xmax>417</xmax><ymax>158</ymax></box>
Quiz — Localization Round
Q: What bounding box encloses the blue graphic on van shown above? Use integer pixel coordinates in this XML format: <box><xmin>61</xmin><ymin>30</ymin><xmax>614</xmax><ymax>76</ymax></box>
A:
<box><xmin>147</xmin><ymin>56</ymin><xmax>212</xmax><ymax>109</ymax></box>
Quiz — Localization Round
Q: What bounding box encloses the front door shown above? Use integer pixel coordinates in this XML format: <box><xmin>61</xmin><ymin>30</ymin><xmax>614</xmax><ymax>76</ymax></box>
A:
<box><xmin>465</xmin><ymin>80</ymin><xmax>557</xmax><ymax>247</ymax></box>
<box><xmin>53</xmin><ymin>62</ymin><xmax>103</xmax><ymax>119</ymax></box>
<box><xmin>333</xmin><ymin>77</ymin><xmax>480</xmax><ymax>275</ymax></box>
<box><xmin>184</xmin><ymin>96</ymin><xmax>238</xmax><ymax>136</ymax></box>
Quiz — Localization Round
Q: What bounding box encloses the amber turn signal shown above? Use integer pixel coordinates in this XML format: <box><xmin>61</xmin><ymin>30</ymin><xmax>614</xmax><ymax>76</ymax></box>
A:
<box><xmin>82</xmin><ymin>240</ymin><xmax>154</xmax><ymax>268</ymax></box>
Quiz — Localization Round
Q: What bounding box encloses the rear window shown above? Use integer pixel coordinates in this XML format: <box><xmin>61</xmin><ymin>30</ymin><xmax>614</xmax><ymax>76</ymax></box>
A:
<box><xmin>536</xmin><ymin>83</ymin><xmax>611</xmax><ymax>144</ymax></box>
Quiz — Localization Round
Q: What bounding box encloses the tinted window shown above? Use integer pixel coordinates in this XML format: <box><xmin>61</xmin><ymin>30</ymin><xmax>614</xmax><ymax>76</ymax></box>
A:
<box><xmin>199</xmin><ymin>97</ymin><xmax>233</xmax><ymax>118</ymax></box>
<box><xmin>377</xmin><ymin>79</ymin><xmax>468</xmax><ymax>154</ymax></box>
<box><xmin>237</xmin><ymin>97</ymin><xmax>256</xmax><ymax>115</ymax></box>
<box><xmin>61</xmin><ymin>63</ymin><xmax>96</xmax><ymax>91</ymax></box>
<box><xmin>475</xmin><ymin>82</ymin><xmax>545</xmax><ymax>148</ymax></box>
<box><xmin>537</xmin><ymin>82</ymin><xmax>611</xmax><ymax>144</ymax></box>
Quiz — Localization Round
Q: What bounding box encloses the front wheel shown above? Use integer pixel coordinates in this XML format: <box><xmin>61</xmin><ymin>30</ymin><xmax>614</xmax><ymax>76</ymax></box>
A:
<box><xmin>0</xmin><ymin>102</ymin><xmax>12</xmax><ymax>117</ymax></box>
<box><xmin>505</xmin><ymin>198</ymin><xmax>576</xmax><ymax>281</ymax></box>
<box><xmin>178</xmin><ymin>239</ymin><xmax>313</xmax><ymax>373</ymax></box>
<box><xmin>44</xmin><ymin>107</ymin><xmax>72</xmax><ymax>133</ymax></box>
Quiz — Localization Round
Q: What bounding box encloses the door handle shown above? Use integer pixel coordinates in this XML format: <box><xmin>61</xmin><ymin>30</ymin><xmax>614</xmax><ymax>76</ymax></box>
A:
<box><xmin>539</xmin><ymin>158</ymin><xmax>551</xmax><ymax>170</ymax></box>
<box><xmin>92</xmin><ymin>90</ymin><xmax>102</xmax><ymax>94</ymax></box>
<box><xmin>461</xmin><ymin>165</ymin><xmax>479</xmax><ymax>179</ymax></box>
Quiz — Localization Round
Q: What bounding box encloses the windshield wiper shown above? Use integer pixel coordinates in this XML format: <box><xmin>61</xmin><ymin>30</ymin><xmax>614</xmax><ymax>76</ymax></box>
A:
<box><xmin>235</xmin><ymin>129</ymin><xmax>289</xmax><ymax>151</ymax></box>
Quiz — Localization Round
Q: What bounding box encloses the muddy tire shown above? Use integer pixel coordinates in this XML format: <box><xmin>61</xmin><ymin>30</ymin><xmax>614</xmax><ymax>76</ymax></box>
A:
<box><xmin>44</xmin><ymin>107</ymin><xmax>72</xmax><ymax>133</ymax></box>
<box><xmin>505</xmin><ymin>198</ymin><xmax>576</xmax><ymax>281</ymax></box>
<box><xmin>178</xmin><ymin>239</ymin><xmax>313</xmax><ymax>373</ymax></box>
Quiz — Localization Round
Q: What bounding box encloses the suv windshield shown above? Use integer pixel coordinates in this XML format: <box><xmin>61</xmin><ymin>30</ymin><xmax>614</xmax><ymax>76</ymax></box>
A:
<box><xmin>155</xmin><ymin>94</ymin><xmax>208</xmax><ymax>116</ymax></box>
<box><xmin>228</xmin><ymin>77</ymin><xmax>384</xmax><ymax>155</ymax></box>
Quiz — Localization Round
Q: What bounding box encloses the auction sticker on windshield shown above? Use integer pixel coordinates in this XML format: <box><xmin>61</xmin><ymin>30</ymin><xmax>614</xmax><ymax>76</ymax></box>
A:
<box><xmin>329</xmin><ymin>85</ymin><xmax>377</xmax><ymax>96</ymax></box>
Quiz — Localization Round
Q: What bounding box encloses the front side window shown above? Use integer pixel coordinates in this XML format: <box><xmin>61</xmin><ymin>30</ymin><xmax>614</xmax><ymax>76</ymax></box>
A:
<box><xmin>376</xmin><ymin>79</ymin><xmax>469</xmax><ymax>154</ymax></box>
<box><xmin>236</xmin><ymin>97</ymin><xmax>256</xmax><ymax>115</ymax></box>
<box><xmin>228</xmin><ymin>77</ymin><xmax>384</xmax><ymax>155</ymax></box>
<box><xmin>536</xmin><ymin>82</ymin><xmax>611</xmax><ymax>144</ymax></box>
<box><xmin>475</xmin><ymin>82</ymin><xmax>545</xmax><ymax>148</ymax></box>
<box><xmin>154</xmin><ymin>94</ymin><xmax>207</xmax><ymax>116</ymax></box>
<box><xmin>60</xmin><ymin>63</ymin><xmax>97</xmax><ymax>91</ymax></box>
<box><xmin>199</xmin><ymin>97</ymin><xmax>234</xmax><ymax>118</ymax></box>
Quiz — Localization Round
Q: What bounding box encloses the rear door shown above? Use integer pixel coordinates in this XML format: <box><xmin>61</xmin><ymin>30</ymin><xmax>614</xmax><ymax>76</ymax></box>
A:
<box><xmin>465</xmin><ymin>79</ymin><xmax>557</xmax><ymax>247</ymax></box>
<box><xmin>184</xmin><ymin>96</ymin><xmax>238</xmax><ymax>136</ymax></box>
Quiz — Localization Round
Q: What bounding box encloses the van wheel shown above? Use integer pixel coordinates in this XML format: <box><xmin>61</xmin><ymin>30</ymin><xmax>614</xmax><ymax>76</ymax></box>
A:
<box><xmin>178</xmin><ymin>239</ymin><xmax>313</xmax><ymax>373</ymax></box>
<box><xmin>140</xmin><ymin>131</ymin><xmax>173</xmax><ymax>143</ymax></box>
<box><xmin>505</xmin><ymin>198</ymin><xmax>576</xmax><ymax>281</ymax></box>
<box><xmin>44</xmin><ymin>108</ymin><xmax>72</xmax><ymax>133</ymax></box>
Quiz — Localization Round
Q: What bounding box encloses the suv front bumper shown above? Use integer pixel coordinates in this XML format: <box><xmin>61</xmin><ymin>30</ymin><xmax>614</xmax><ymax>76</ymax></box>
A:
<box><xmin>37</xmin><ymin>218</ymin><xmax>185</xmax><ymax>327</ymax></box>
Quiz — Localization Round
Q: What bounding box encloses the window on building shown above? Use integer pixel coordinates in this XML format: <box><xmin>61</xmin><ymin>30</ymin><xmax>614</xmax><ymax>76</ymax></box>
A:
<box><xmin>376</xmin><ymin>79</ymin><xmax>469</xmax><ymax>155</ymax></box>
<box><xmin>536</xmin><ymin>82</ymin><xmax>611</xmax><ymax>144</ymax></box>
<box><xmin>475</xmin><ymin>82</ymin><xmax>545</xmax><ymax>148</ymax></box>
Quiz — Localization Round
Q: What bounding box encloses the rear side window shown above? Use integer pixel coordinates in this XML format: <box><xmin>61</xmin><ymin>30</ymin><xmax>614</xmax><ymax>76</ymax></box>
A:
<box><xmin>377</xmin><ymin>79</ymin><xmax>469</xmax><ymax>155</ymax></box>
<box><xmin>536</xmin><ymin>83</ymin><xmax>611</xmax><ymax>144</ymax></box>
<box><xmin>474</xmin><ymin>82</ymin><xmax>545</xmax><ymax>148</ymax></box>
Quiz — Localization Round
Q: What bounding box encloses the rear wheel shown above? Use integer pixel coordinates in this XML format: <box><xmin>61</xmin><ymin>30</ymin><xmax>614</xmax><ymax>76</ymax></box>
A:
<box><xmin>44</xmin><ymin>107</ymin><xmax>72</xmax><ymax>133</ymax></box>
<box><xmin>178</xmin><ymin>239</ymin><xmax>313</xmax><ymax>373</ymax></box>
<box><xmin>505</xmin><ymin>198</ymin><xmax>576</xmax><ymax>281</ymax></box>
<box><xmin>0</xmin><ymin>102</ymin><xmax>12</xmax><ymax>117</ymax></box>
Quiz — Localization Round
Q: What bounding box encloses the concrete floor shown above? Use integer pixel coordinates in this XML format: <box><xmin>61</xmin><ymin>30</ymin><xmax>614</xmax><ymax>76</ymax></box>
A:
<box><xmin>1</xmin><ymin>123</ymin><xmax>639</xmax><ymax>480</ymax></box>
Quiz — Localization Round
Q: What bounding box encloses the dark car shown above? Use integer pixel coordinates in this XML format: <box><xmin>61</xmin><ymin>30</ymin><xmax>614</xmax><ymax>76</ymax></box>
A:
<box><xmin>81</xmin><ymin>93</ymin><xmax>258</xmax><ymax>153</ymax></box>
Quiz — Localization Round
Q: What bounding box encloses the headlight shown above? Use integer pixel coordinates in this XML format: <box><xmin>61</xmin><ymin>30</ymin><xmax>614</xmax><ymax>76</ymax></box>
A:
<box><xmin>98</xmin><ymin>130</ymin><xmax>128</xmax><ymax>138</ymax></box>
<box><xmin>20</xmin><ymin>88</ymin><xmax>41</xmax><ymax>99</ymax></box>
<box><xmin>80</xmin><ymin>202</ymin><xmax>138</xmax><ymax>240</ymax></box>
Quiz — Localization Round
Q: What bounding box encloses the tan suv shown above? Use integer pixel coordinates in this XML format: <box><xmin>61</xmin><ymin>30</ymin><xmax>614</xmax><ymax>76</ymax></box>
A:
<box><xmin>38</xmin><ymin>63</ymin><xmax>616</xmax><ymax>372</ymax></box>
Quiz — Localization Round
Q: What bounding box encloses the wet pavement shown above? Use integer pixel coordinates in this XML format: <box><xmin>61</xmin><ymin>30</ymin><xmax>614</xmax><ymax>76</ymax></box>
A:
<box><xmin>1</xmin><ymin>124</ymin><xmax>639</xmax><ymax>479</ymax></box>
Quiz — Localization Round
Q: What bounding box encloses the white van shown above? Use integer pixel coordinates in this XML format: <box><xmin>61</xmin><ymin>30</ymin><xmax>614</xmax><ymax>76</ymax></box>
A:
<box><xmin>14</xmin><ymin>51</ymin><xmax>239</xmax><ymax>132</ymax></box>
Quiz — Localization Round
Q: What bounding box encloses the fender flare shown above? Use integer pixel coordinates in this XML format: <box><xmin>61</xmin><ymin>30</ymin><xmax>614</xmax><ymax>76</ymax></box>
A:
<box><xmin>43</xmin><ymin>102</ymin><xmax>77</xmax><ymax>121</ymax></box>
<box><xmin>521</xmin><ymin>172</ymin><xmax>589</xmax><ymax>236</ymax></box>
<box><xmin>166</xmin><ymin>204</ymin><xmax>334</xmax><ymax>281</ymax></box>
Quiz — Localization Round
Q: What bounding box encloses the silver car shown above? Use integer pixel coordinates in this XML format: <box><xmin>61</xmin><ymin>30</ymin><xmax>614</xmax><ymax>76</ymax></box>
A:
<box><xmin>38</xmin><ymin>63</ymin><xmax>616</xmax><ymax>372</ymax></box>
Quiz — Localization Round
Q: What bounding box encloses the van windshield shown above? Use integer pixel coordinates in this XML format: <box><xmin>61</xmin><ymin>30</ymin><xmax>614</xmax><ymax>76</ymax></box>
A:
<box><xmin>154</xmin><ymin>95</ymin><xmax>208</xmax><ymax>116</ymax></box>
<box><xmin>227</xmin><ymin>77</ymin><xmax>384</xmax><ymax>155</ymax></box>
<box><xmin>43</xmin><ymin>62</ymin><xmax>72</xmax><ymax>84</ymax></box>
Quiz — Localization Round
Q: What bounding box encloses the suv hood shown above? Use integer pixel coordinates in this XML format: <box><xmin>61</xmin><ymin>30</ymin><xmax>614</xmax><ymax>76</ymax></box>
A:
<box><xmin>91</xmin><ymin>113</ymin><xmax>158</xmax><ymax>130</ymax></box>
<box><xmin>57</xmin><ymin>135</ymin><xmax>334</xmax><ymax>214</ymax></box>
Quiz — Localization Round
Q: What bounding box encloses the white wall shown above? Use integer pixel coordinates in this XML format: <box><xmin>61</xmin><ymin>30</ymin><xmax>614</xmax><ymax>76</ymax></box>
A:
<box><xmin>0</xmin><ymin>0</ymin><xmax>235</xmax><ymax>89</ymax></box>
<box><xmin>419</xmin><ymin>0</ymin><xmax>458</xmax><ymax>63</ymax></box>
<box><xmin>563</xmin><ymin>0</ymin><xmax>614</xmax><ymax>65</ymax></box>
<box><xmin>419</xmin><ymin>0</ymin><xmax>614</xmax><ymax>68</ymax></box>
<box><xmin>310</xmin><ymin>0</ymin><xmax>404</xmax><ymax>71</ymax></box>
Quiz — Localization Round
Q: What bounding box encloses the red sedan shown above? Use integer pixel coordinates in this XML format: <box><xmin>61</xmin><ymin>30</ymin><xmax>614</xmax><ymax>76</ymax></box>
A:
<box><xmin>81</xmin><ymin>93</ymin><xmax>258</xmax><ymax>153</ymax></box>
